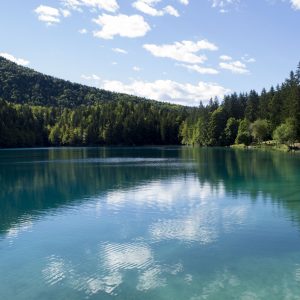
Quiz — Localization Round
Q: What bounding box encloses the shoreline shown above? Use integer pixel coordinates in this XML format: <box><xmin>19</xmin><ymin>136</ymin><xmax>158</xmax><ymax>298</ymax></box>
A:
<box><xmin>231</xmin><ymin>142</ymin><xmax>300</xmax><ymax>153</ymax></box>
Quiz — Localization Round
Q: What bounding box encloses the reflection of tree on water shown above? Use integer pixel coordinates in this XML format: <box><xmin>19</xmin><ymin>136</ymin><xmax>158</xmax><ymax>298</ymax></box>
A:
<box><xmin>0</xmin><ymin>147</ymin><xmax>186</xmax><ymax>233</ymax></box>
<box><xmin>1</xmin><ymin>147</ymin><xmax>300</xmax><ymax>234</ymax></box>
<box><xmin>1</xmin><ymin>147</ymin><xmax>300</xmax><ymax>299</ymax></box>
<box><xmin>181</xmin><ymin>147</ymin><xmax>300</xmax><ymax>225</ymax></box>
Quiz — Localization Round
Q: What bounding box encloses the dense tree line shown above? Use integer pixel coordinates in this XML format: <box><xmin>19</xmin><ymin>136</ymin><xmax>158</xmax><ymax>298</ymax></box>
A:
<box><xmin>0</xmin><ymin>99</ymin><xmax>190</xmax><ymax>147</ymax></box>
<box><xmin>0</xmin><ymin>57</ymin><xmax>300</xmax><ymax>148</ymax></box>
<box><xmin>0</xmin><ymin>57</ymin><xmax>194</xmax><ymax>147</ymax></box>
<box><xmin>181</xmin><ymin>63</ymin><xmax>300</xmax><ymax>147</ymax></box>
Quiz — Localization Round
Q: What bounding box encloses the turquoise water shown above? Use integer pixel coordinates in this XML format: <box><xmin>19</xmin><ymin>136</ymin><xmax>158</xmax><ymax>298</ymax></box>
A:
<box><xmin>1</xmin><ymin>147</ymin><xmax>300</xmax><ymax>299</ymax></box>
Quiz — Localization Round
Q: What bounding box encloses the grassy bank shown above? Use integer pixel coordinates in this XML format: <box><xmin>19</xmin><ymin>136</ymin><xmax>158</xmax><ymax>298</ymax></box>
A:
<box><xmin>231</xmin><ymin>141</ymin><xmax>300</xmax><ymax>152</ymax></box>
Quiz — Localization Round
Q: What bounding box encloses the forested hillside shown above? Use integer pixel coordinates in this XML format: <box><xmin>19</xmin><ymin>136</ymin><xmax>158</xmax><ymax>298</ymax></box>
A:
<box><xmin>0</xmin><ymin>56</ymin><xmax>178</xmax><ymax>108</ymax></box>
<box><xmin>0</xmin><ymin>57</ymin><xmax>192</xmax><ymax>147</ymax></box>
<box><xmin>0</xmin><ymin>57</ymin><xmax>299</xmax><ymax>148</ymax></box>
<box><xmin>180</xmin><ymin>63</ymin><xmax>300</xmax><ymax>148</ymax></box>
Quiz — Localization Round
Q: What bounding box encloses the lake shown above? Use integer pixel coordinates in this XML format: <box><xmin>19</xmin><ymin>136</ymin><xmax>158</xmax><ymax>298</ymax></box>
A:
<box><xmin>0</xmin><ymin>147</ymin><xmax>300</xmax><ymax>299</ymax></box>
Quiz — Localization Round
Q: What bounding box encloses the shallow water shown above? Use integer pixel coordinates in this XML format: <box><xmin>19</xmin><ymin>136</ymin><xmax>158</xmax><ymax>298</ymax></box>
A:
<box><xmin>0</xmin><ymin>147</ymin><xmax>300</xmax><ymax>299</ymax></box>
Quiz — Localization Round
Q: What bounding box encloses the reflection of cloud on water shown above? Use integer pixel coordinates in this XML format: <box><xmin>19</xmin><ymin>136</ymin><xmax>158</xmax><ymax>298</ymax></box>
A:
<box><xmin>189</xmin><ymin>261</ymin><xmax>300</xmax><ymax>300</ymax></box>
<box><xmin>149</xmin><ymin>203</ymin><xmax>249</xmax><ymax>244</ymax></box>
<box><xmin>101</xmin><ymin>243</ymin><xmax>167</xmax><ymax>292</ymax></box>
<box><xmin>42</xmin><ymin>242</ymin><xmax>179</xmax><ymax>297</ymax></box>
<box><xmin>42</xmin><ymin>255</ymin><xmax>67</xmax><ymax>286</ymax></box>
<box><xmin>103</xmin><ymin>243</ymin><xmax>153</xmax><ymax>271</ymax></box>
<box><xmin>105</xmin><ymin>177</ymin><xmax>250</xmax><ymax>245</ymax></box>
<box><xmin>185</xmin><ymin>274</ymin><xmax>193</xmax><ymax>284</ymax></box>
<box><xmin>296</xmin><ymin>265</ymin><xmax>300</xmax><ymax>282</ymax></box>
<box><xmin>149</xmin><ymin>195</ymin><xmax>249</xmax><ymax>244</ymax></box>
<box><xmin>201</xmin><ymin>269</ymin><xmax>240</xmax><ymax>294</ymax></box>
<box><xmin>222</xmin><ymin>205</ymin><xmax>249</xmax><ymax>233</ymax></box>
<box><xmin>40</xmin><ymin>177</ymin><xmax>256</xmax><ymax>297</ymax></box>
<box><xmin>106</xmin><ymin>178</ymin><xmax>225</xmax><ymax>210</ymax></box>
<box><xmin>190</xmin><ymin>269</ymin><xmax>243</xmax><ymax>300</ymax></box>
<box><xmin>150</xmin><ymin>215</ymin><xmax>219</xmax><ymax>244</ymax></box>
<box><xmin>6</xmin><ymin>215</ymin><xmax>33</xmax><ymax>244</ymax></box>
<box><xmin>137</xmin><ymin>267</ymin><xmax>165</xmax><ymax>291</ymax></box>
<box><xmin>42</xmin><ymin>254</ymin><xmax>123</xmax><ymax>296</ymax></box>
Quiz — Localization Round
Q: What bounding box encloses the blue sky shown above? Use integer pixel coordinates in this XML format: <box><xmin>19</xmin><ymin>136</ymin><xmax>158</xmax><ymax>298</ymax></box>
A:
<box><xmin>0</xmin><ymin>0</ymin><xmax>300</xmax><ymax>106</ymax></box>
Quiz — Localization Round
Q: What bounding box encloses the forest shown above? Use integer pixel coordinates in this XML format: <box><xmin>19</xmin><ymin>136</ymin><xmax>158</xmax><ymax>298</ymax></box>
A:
<box><xmin>0</xmin><ymin>56</ymin><xmax>194</xmax><ymax>147</ymax></box>
<box><xmin>0</xmin><ymin>56</ymin><xmax>299</xmax><ymax>148</ymax></box>
<box><xmin>180</xmin><ymin>63</ymin><xmax>300</xmax><ymax>148</ymax></box>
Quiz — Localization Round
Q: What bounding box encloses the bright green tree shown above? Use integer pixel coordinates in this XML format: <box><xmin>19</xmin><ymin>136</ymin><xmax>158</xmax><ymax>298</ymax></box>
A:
<box><xmin>273</xmin><ymin>118</ymin><xmax>297</xmax><ymax>147</ymax></box>
<box><xmin>251</xmin><ymin>119</ymin><xmax>270</xmax><ymax>143</ymax></box>
<box><xmin>235</xmin><ymin>119</ymin><xmax>252</xmax><ymax>146</ymax></box>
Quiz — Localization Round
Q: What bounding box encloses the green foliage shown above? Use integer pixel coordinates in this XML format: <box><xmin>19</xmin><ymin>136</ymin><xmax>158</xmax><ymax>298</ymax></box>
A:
<box><xmin>0</xmin><ymin>99</ymin><xmax>188</xmax><ymax>147</ymax></box>
<box><xmin>251</xmin><ymin>119</ymin><xmax>270</xmax><ymax>143</ymax></box>
<box><xmin>245</xmin><ymin>90</ymin><xmax>259</xmax><ymax>122</ymax></box>
<box><xmin>181</xmin><ymin>62</ymin><xmax>300</xmax><ymax>147</ymax></box>
<box><xmin>273</xmin><ymin>118</ymin><xmax>297</xmax><ymax>146</ymax></box>
<box><xmin>208</xmin><ymin>107</ymin><xmax>227</xmax><ymax>146</ymax></box>
<box><xmin>1</xmin><ymin>57</ymin><xmax>300</xmax><ymax>148</ymax></box>
<box><xmin>0</xmin><ymin>58</ymin><xmax>192</xmax><ymax>147</ymax></box>
<box><xmin>0</xmin><ymin>56</ymin><xmax>185</xmax><ymax>110</ymax></box>
<box><xmin>224</xmin><ymin>118</ymin><xmax>240</xmax><ymax>146</ymax></box>
<box><xmin>235</xmin><ymin>119</ymin><xmax>252</xmax><ymax>146</ymax></box>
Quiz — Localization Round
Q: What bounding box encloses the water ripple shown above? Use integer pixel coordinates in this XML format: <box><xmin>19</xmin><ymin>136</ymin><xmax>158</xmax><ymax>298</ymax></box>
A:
<box><xmin>102</xmin><ymin>242</ymin><xmax>153</xmax><ymax>271</ymax></box>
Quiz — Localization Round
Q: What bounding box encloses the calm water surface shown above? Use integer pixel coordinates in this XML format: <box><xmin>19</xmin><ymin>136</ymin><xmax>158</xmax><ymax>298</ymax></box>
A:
<box><xmin>1</xmin><ymin>147</ymin><xmax>300</xmax><ymax>299</ymax></box>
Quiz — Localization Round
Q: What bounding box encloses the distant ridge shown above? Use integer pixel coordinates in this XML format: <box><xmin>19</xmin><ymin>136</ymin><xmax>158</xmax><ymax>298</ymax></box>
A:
<box><xmin>0</xmin><ymin>57</ymin><xmax>177</xmax><ymax>108</ymax></box>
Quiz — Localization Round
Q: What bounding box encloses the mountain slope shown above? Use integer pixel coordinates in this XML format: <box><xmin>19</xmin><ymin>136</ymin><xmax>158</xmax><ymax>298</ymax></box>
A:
<box><xmin>0</xmin><ymin>57</ymin><xmax>167</xmax><ymax>108</ymax></box>
<box><xmin>0</xmin><ymin>58</ymin><xmax>194</xmax><ymax>147</ymax></box>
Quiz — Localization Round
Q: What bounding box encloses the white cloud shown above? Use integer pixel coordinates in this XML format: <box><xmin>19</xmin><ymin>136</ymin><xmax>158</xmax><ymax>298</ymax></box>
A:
<box><xmin>132</xmin><ymin>1</ymin><xmax>179</xmax><ymax>17</ymax></box>
<box><xmin>0</xmin><ymin>53</ymin><xmax>30</xmax><ymax>66</ymax></box>
<box><xmin>179</xmin><ymin>0</ymin><xmax>189</xmax><ymax>5</ymax></box>
<box><xmin>132</xmin><ymin>1</ymin><xmax>164</xmax><ymax>16</ymax></box>
<box><xmin>81</xmin><ymin>74</ymin><xmax>101</xmax><ymax>80</ymax></box>
<box><xmin>210</xmin><ymin>0</ymin><xmax>240</xmax><ymax>12</ymax></box>
<box><xmin>78</xmin><ymin>28</ymin><xmax>88</xmax><ymax>34</ymax></box>
<box><xmin>60</xmin><ymin>9</ymin><xmax>71</xmax><ymax>17</ymax></box>
<box><xmin>102</xmin><ymin>79</ymin><xmax>230</xmax><ymax>106</ymax></box>
<box><xmin>112</xmin><ymin>47</ymin><xmax>127</xmax><ymax>54</ymax></box>
<box><xmin>178</xmin><ymin>63</ymin><xmax>219</xmax><ymax>74</ymax></box>
<box><xmin>219</xmin><ymin>60</ymin><xmax>249</xmax><ymax>74</ymax></box>
<box><xmin>93</xmin><ymin>14</ymin><xmax>151</xmax><ymax>39</ymax></box>
<box><xmin>220</xmin><ymin>55</ymin><xmax>232</xmax><ymax>61</ymax></box>
<box><xmin>61</xmin><ymin>0</ymin><xmax>119</xmax><ymax>13</ymax></box>
<box><xmin>291</xmin><ymin>0</ymin><xmax>300</xmax><ymax>10</ymax></box>
<box><xmin>35</xmin><ymin>5</ymin><xmax>70</xmax><ymax>25</ymax></box>
<box><xmin>35</xmin><ymin>5</ymin><xmax>61</xmax><ymax>25</ymax></box>
<box><xmin>143</xmin><ymin>40</ymin><xmax>217</xmax><ymax>64</ymax></box>
<box><xmin>133</xmin><ymin>66</ymin><xmax>141</xmax><ymax>71</ymax></box>
<box><xmin>245</xmin><ymin>57</ymin><xmax>255</xmax><ymax>63</ymax></box>
<box><xmin>242</xmin><ymin>54</ymin><xmax>256</xmax><ymax>63</ymax></box>
<box><xmin>163</xmin><ymin>5</ymin><xmax>180</xmax><ymax>16</ymax></box>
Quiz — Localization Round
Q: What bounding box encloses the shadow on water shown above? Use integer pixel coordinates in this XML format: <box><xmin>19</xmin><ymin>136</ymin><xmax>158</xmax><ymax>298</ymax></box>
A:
<box><xmin>1</xmin><ymin>146</ymin><xmax>300</xmax><ymax>233</ymax></box>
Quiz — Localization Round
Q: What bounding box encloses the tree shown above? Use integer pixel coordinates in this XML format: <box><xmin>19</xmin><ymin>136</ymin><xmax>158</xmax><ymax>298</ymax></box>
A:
<box><xmin>295</xmin><ymin>61</ymin><xmax>300</xmax><ymax>86</ymax></box>
<box><xmin>208</xmin><ymin>107</ymin><xmax>227</xmax><ymax>146</ymax></box>
<box><xmin>258</xmin><ymin>88</ymin><xmax>270</xmax><ymax>120</ymax></box>
<box><xmin>272</xmin><ymin>118</ymin><xmax>297</xmax><ymax>147</ymax></box>
<box><xmin>251</xmin><ymin>119</ymin><xmax>270</xmax><ymax>143</ymax></box>
<box><xmin>235</xmin><ymin>119</ymin><xmax>252</xmax><ymax>146</ymax></box>
<box><xmin>245</xmin><ymin>90</ymin><xmax>259</xmax><ymax>122</ymax></box>
<box><xmin>224</xmin><ymin>117</ymin><xmax>239</xmax><ymax>146</ymax></box>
